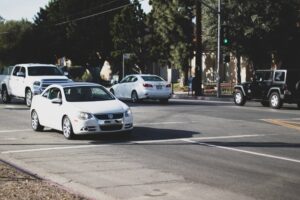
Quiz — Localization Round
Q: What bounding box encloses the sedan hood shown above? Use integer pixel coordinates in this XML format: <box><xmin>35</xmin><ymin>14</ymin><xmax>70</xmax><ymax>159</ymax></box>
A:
<box><xmin>70</xmin><ymin>99</ymin><xmax>127</xmax><ymax>114</ymax></box>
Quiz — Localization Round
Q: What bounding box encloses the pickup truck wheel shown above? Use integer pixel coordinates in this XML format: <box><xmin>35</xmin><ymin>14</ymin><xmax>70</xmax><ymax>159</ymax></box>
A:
<box><xmin>269</xmin><ymin>92</ymin><xmax>283</xmax><ymax>109</ymax></box>
<box><xmin>31</xmin><ymin>110</ymin><xmax>44</xmax><ymax>131</ymax></box>
<box><xmin>1</xmin><ymin>87</ymin><xmax>11</xmax><ymax>103</ymax></box>
<box><xmin>62</xmin><ymin>116</ymin><xmax>74</xmax><ymax>140</ymax></box>
<box><xmin>234</xmin><ymin>90</ymin><xmax>246</xmax><ymax>106</ymax></box>
<box><xmin>25</xmin><ymin>89</ymin><xmax>32</xmax><ymax>107</ymax></box>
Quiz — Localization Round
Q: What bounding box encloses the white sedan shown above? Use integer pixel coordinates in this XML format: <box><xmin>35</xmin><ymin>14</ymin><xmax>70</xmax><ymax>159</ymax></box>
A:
<box><xmin>110</xmin><ymin>74</ymin><xmax>172</xmax><ymax>103</ymax></box>
<box><xmin>30</xmin><ymin>82</ymin><xmax>133</xmax><ymax>139</ymax></box>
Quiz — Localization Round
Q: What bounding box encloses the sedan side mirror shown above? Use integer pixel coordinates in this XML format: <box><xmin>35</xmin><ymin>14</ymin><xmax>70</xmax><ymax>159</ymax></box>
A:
<box><xmin>51</xmin><ymin>98</ymin><xmax>62</xmax><ymax>104</ymax></box>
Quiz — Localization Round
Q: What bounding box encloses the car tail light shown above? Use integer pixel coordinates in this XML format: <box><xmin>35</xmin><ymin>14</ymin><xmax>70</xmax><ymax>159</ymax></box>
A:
<box><xmin>166</xmin><ymin>84</ymin><xmax>171</xmax><ymax>88</ymax></box>
<box><xmin>143</xmin><ymin>83</ymin><xmax>153</xmax><ymax>88</ymax></box>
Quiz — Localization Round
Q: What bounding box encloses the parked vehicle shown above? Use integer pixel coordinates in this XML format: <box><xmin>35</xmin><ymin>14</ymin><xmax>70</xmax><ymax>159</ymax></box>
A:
<box><xmin>0</xmin><ymin>63</ymin><xmax>71</xmax><ymax>106</ymax></box>
<box><xmin>30</xmin><ymin>82</ymin><xmax>133</xmax><ymax>139</ymax></box>
<box><xmin>233</xmin><ymin>69</ymin><xmax>300</xmax><ymax>109</ymax></box>
<box><xmin>110</xmin><ymin>74</ymin><xmax>172</xmax><ymax>103</ymax></box>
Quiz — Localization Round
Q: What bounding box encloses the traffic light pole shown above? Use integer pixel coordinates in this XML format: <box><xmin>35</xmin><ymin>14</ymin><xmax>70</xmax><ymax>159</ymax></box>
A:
<box><xmin>216</xmin><ymin>0</ymin><xmax>221</xmax><ymax>98</ymax></box>
<box><xmin>195</xmin><ymin>0</ymin><xmax>202</xmax><ymax>96</ymax></box>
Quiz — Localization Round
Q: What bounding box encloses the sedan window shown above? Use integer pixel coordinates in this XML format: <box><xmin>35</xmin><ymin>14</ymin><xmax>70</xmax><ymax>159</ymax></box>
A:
<box><xmin>141</xmin><ymin>76</ymin><xmax>164</xmax><ymax>82</ymax></box>
<box><xmin>64</xmin><ymin>86</ymin><xmax>115</xmax><ymax>102</ymax></box>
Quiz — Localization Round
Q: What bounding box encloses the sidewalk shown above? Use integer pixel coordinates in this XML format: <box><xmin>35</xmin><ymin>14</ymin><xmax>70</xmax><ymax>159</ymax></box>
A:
<box><xmin>172</xmin><ymin>91</ymin><xmax>233</xmax><ymax>102</ymax></box>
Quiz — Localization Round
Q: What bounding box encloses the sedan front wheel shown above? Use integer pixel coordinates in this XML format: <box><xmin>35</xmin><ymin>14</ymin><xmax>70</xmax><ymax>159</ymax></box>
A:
<box><xmin>62</xmin><ymin>116</ymin><xmax>75</xmax><ymax>139</ymax></box>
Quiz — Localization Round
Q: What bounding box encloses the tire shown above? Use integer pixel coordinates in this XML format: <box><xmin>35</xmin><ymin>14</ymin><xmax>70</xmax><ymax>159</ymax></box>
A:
<box><xmin>159</xmin><ymin>99</ymin><xmax>169</xmax><ymax>104</ymax></box>
<box><xmin>62</xmin><ymin>116</ymin><xmax>75</xmax><ymax>139</ymax></box>
<box><xmin>25</xmin><ymin>89</ymin><xmax>32</xmax><ymax>107</ymax></box>
<box><xmin>233</xmin><ymin>90</ymin><xmax>246</xmax><ymax>106</ymax></box>
<box><xmin>1</xmin><ymin>87</ymin><xmax>11</xmax><ymax>104</ymax></box>
<box><xmin>269</xmin><ymin>92</ymin><xmax>283</xmax><ymax>109</ymax></box>
<box><xmin>31</xmin><ymin>110</ymin><xmax>44</xmax><ymax>131</ymax></box>
<box><xmin>131</xmin><ymin>91</ymin><xmax>139</xmax><ymax>103</ymax></box>
<box><xmin>297</xmin><ymin>102</ymin><xmax>300</xmax><ymax>109</ymax></box>
<box><xmin>261</xmin><ymin>101</ymin><xmax>269</xmax><ymax>107</ymax></box>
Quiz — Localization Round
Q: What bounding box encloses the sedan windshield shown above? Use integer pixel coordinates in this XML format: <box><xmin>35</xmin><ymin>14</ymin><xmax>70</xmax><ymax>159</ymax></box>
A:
<box><xmin>64</xmin><ymin>86</ymin><xmax>115</xmax><ymax>102</ymax></box>
<box><xmin>28</xmin><ymin>66</ymin><xmax>63</xmax><ymax>76</ymax></box>
<box><xmin>141</xmin><ymin>76</ymin><xmax>164</xmax><ymax>82</ymax></box>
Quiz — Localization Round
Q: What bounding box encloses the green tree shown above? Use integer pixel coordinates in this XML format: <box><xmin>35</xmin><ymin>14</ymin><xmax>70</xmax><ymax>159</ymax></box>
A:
<box><xmin>33</xmin><ymin>0</ymin><xmax>130</xmax><ymax>65</ymax></box>
<box><xmin>110</xmin><ymin>0</ymin><xmax>147</xmax><ymax>75</ymax></box>
<box><xmin>149</xmin><ymin>0</ymin><xmax>194</xmax><ymax>83</ymax></box>
<box><xmin>203</xmin><ymin>0</ymin><xmax>300</xmax><ymax>69</ymax></box>
<box><xmin>0</xmin><ymin>19</ymin><xmax>33</xmax><ymax>65</ymax></box>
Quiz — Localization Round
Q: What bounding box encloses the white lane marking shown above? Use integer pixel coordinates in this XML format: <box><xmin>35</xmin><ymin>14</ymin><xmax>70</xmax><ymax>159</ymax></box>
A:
<box><xmin>135</xmin><ymin>121</ymin><xmax>202</xmax><ymax>126</ymax></box>
<box><xmin>1</xmin><ymin>134</ymin><xmax>266</xmax><ymax>154</ymax></box>
<box><xmin>183</xmin><ymin>139</ymin><xmax>300</xmax><ymax>164</ymax></box>
<box><xmin>2</xmin><ymin>138</ymin><xmax>17</xmax><ymax>140</ymax></box>
<box><xmin>134</xmin><ymin>134</ymin><xmax>267</xmax><ymax>144</ymax></box>
<box><xmin>0</xmin><ymin>129</ymin><xmax>32</xmax><ymax>133</ymax></box>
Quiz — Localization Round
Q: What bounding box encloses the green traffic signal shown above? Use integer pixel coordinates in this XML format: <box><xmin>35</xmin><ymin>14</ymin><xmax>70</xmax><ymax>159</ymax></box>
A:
<box><xmin>223</xmin><ymin>38</ymin><xmax>229</xmax><ymax>45</ymax></box>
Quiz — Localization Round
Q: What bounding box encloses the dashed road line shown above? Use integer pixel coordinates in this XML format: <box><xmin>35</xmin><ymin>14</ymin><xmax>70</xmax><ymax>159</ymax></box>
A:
<box><xmin>183</xmin><ymin>139</ymin><xmax>300</xmax><ymax>164</ymax></box>
<box><xmin>0</xmin><ymin>129</ymin><xmax>32</xmax><ymax>133</ymax></box>
<box><xmin>262</xmin><ymin>119</ymin><xmax>300</xmax><ymax>131</ymax></box>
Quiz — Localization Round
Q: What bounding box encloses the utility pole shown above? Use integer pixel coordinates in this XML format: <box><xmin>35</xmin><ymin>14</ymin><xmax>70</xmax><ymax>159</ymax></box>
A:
<box><xmin>195</xmin><ymin>0</ymin><xmax>202</xmax><ymax>96</ymax></box>
<box><xmin>216</xmin><ymin>0</ymin><xmax>221</xmax><ymax>98</ymax></box>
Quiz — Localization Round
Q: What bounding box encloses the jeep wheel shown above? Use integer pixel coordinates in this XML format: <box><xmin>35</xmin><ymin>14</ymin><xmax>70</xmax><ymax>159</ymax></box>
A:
<box><xmin>234</xmin><ymin>90</ymin><xmax>246</xmax><ymax>106</ymax></box>
<box><xmin>269</xmin><ymin>92</ymin><xmax>283</xmax><ymax>109</ymax></box>
<box><xmin>25</xmin><ymin>89</ymin><xmax>32</xmax><ymax>107</ymax></box>
<box><xmin>1</xmin><ymin>87</ymin><xmax>11</xmax><ymax>103</ymax></box>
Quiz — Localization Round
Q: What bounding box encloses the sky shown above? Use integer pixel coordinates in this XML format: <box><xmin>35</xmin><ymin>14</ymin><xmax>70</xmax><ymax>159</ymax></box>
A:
<box><xmin>0</xmin><ymin>0</ymin><xmax>151</xmax><ymax>22</ymax></box>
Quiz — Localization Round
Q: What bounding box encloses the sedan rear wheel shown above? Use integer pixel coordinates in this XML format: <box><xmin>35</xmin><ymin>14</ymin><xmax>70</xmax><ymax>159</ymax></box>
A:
<box><xmin>62</xmin><ymin>116</ymin><xmax>74</xmax><ymax>139</ymax></box>
<box><xmin>131</xmin><ymin>91</ymin><xmax>139</xmax><ymax>103</ymax></box>
<box><xmin>31</xmin><ymin>110</ymin><xmax>44</xmax><ymax>131</ymax></box>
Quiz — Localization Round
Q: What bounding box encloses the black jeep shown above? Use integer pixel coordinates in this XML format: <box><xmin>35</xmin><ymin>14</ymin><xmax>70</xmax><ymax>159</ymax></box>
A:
<box><xmin>233</xmin><ymin>69</ymin><xmax>300</xmax><ymax>109</ymax></box>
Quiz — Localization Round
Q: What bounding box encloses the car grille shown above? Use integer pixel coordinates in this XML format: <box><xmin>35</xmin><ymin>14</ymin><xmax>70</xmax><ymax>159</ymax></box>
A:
<box><xmin>100</xmin><ymin>125</ymin><xmax>123</xmax><ymax>131</ymax></box>
<box><xmin>95</xmin><ymin>113</ymin><xmax>124</xmax><ymax>120</ymax></box>
<box><xmin>41</xmin><ymin>79</ymin><xmax>70</xmax><ymax>91</ymax></box>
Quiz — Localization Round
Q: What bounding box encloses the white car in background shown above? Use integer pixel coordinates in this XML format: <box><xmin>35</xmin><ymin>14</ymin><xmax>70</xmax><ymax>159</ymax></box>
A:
<box><xmin>30</xmin><ymin>82</ymin><xmax>133</xmax><ymax>139</ymax></box>
<box><xmin>110</xmin><ymin>74</ymin><xmax>172</xmax><ymax>103</ymax></box>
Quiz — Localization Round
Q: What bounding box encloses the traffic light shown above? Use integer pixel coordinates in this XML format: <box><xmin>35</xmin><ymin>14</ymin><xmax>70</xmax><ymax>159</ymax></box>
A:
<box><xmin>221</xmin><ymin>25</ymin><xmax>230</xmax><ymax>46</ymax></box>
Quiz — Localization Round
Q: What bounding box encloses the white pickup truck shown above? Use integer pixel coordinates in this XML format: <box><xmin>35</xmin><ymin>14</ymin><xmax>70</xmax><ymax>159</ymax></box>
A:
<box><xmin>0</xmin><ymin>63</ymin><xmax>71</xmax><ymax>106</ymax></box>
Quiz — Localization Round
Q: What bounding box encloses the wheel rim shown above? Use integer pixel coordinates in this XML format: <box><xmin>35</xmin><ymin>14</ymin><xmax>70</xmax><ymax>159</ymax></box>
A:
<box><xmin>235</xmin><ymin>92</ymin><xmax>242</xmax><ymax>104</ymax></box>
<box><xmin>271</xmin><ymin>94</ymin><xmax>279</xmax><ymax>107</ymax></box>
<box><xmin>31</xmin><ymin>111</ymin><xmax>38</xmax><ymax>130</ymax></box>
<box><xmin>132</xmin><ymin>92</ymin><xmax>137</xmax><ymax>102</ymax></box>
<box><xmin>63</xmin><ymin>118</ymin><xmax>71</xmax><ymax>138</ymax></box>
<box><xmin>26</xmin><ymin>90</ymin><xmax>32</xmax><ymax>106</ymax></box>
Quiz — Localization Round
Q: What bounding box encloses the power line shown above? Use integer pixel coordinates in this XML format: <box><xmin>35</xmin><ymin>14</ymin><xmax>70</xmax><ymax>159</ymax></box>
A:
<box><xmin>55</xmin><ymin>0</ymin><xmax>144</xmax><ymax>26</ymax></box>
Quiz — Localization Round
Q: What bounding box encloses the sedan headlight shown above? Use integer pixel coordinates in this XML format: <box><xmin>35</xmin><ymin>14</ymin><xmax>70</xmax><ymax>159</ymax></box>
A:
<box><xmin>125</xmin><ymin>108</ymin><xmax>132</xmax><ymax>118</ymax></box>
<box><xmin>78</xmin><ymin>112</ymin><xmax>93</xmax><ymax>120</ymax></box>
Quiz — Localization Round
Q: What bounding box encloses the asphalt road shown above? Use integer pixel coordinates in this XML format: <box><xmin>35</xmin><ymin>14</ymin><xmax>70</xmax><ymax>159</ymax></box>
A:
<box><xmin>0</xmin><ymin>99</ymin><xmax>300</xmax><ymax>200</ymax></box>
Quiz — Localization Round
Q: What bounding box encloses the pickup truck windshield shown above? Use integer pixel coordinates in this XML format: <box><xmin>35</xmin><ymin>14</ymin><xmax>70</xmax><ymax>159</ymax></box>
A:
<box><xmin>28</xmin><ymin>66</ymin><xmax>63</xmax><ymax>76</ymax></box>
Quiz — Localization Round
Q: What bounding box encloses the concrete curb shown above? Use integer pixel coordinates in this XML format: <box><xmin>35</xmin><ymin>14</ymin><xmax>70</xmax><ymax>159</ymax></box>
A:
<box><xmin>172</xmin><ymin>94</ymin><xmax>233</xmax><ymax>102</ymax></box>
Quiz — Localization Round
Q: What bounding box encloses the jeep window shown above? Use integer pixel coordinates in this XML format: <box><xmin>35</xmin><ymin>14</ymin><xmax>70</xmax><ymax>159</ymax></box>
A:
<box><xmin>28</xmin><ymin>66</ymin><xmax>63</xmax><ymax>76</ymax></box>
<box><xmin>12</xmin><ymin>66</ymin><xmax>20</xmax><ymax>76</ymax></box>
<box><xmin>274</xmin><ymin>71</ymin><xmax>285</xmax><ymax>82</ymax></box>
<box><xmin>255</xmin><ymin>71</ymin><xmax>272</xmax><ymax>82</ymax></box>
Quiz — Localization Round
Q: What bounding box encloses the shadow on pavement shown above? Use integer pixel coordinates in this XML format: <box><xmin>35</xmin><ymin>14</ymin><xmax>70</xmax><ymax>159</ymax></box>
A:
<box><xmin>74</xmin><ymin>126</ymin><xmax>201</xmax><ymax>144</ymax></box>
